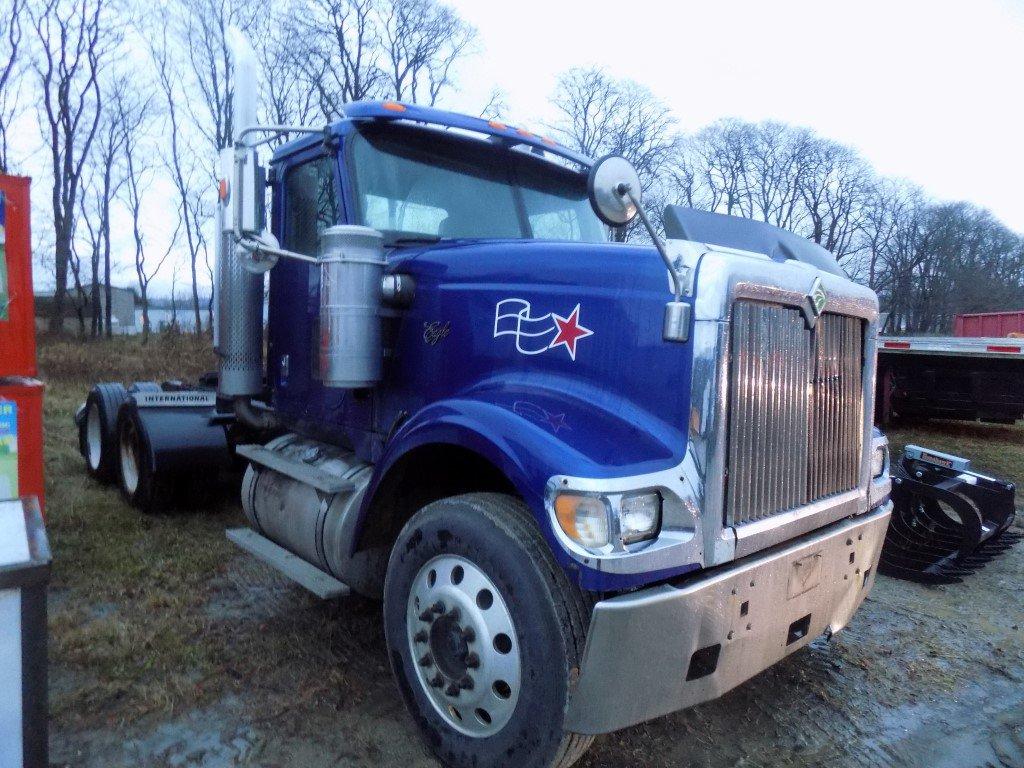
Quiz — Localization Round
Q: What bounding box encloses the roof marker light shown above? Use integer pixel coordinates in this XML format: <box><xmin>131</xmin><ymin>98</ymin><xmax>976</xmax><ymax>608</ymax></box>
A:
<box><xmin>488</xmin><ymin>119</ymin><xmax>508</xmax><ymax>130</ymax></box>
<box><xmin>382</xmin><ymin>101</ymin><xmax>406</xmax><ymax>112</ymax></box>
<box><xmin>541</xmin><ymin>136</ymin><xmax>557</xmax><ymax>146</ymax></box>
<box><xmin>516</xmin><ymin>127</ymin><xmax>533</xmax><ymax>138</ymax></box>
<box><xmin>883</xmin><ymin>341</ymin><xmax>911</xmax><ymax>349</ymax></box>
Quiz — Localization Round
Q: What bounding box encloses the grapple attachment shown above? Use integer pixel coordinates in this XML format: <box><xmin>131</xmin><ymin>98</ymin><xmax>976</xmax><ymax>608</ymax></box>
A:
<box><xmin>879</xmin><ymin>445</ymin><xmax>1019</xmax><ymax>583</ymax></box>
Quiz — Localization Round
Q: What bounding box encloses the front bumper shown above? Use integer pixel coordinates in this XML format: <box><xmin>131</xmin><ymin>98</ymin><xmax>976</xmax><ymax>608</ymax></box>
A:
<box><xmin>565</xmin><ymin>502</ymin><xmax>893</xmax><ymax>734</ymax></box>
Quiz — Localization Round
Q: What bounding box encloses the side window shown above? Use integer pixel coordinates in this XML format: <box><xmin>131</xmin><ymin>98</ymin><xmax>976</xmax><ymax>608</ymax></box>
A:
<box><xmin>283</xmin><ymin>156</ymin><xmax>339</xmax><ymax>255</ymax></box>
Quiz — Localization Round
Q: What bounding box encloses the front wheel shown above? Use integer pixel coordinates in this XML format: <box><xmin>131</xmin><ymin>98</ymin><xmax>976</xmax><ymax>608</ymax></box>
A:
<box><xmin>383</xmin><ymin>493</ymin><xmax>594</xmax><ymax>768</ymax></box>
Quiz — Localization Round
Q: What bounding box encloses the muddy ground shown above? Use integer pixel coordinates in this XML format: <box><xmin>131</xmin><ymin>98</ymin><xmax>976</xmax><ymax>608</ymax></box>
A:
<box><xmin>39</xmin><ymin>336</ymin><xmax>1024</xmax><ymax>768</ymax></box>
<box><xmin>50</xmin><ymin>539</ymin><xmax>1024</xmax><ymax>768</ymax></box>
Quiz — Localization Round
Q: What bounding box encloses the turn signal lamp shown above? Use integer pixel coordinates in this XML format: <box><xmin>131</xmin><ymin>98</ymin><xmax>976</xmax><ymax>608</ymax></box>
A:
<box><xmin>555</xmin><ymin>494</ymin><xmax>610</xmax><ymax>549</ymax></box>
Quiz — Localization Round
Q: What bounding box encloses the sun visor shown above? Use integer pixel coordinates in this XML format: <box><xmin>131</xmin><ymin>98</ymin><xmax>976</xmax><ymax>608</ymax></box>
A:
<box><xmin>663</xmin><ymin>205</ymin><xmax>845</xmax><ymax>277</ymax></box>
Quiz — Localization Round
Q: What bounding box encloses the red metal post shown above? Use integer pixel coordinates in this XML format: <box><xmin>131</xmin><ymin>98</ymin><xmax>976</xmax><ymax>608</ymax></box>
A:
<box><xmin>0</xmin><ymin>176</ymin><xmax>36</xmax><ymax>377</ymax></box>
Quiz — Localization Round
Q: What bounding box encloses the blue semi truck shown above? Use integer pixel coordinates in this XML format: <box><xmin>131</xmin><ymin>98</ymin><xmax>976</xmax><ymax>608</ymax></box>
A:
<box><xmin>76</xmin><ymin>31</ymin><xmax>895</xmax><ymax>768</ymax></box>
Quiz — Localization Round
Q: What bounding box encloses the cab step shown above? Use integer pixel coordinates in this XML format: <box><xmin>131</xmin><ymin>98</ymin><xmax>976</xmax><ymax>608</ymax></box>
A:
<box><xmin>226</xmin><ymin>527</ymin><xmax>350</xmax><ymax>599</ymax></box>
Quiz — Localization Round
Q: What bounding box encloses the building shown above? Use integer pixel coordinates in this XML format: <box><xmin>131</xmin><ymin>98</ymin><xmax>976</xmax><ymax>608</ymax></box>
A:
<box><xmin>34</xmin><ymin>284</ymin><xmax>137</xmax><ymax>334</ymax></box>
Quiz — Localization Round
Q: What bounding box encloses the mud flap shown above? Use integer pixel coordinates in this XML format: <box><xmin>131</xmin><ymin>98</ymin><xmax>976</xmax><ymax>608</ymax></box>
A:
<box><xmin>879</xmin><ymin>446</ymin><xmax>1019</xmax><ymax>583</ymax></box>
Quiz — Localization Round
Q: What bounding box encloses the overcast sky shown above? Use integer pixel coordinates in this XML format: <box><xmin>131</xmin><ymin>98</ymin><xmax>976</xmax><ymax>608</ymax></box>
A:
<box><xmin>445</xmin><ymin>0</ymin><xmax>1024</xmax><ymax>233</ymax></box>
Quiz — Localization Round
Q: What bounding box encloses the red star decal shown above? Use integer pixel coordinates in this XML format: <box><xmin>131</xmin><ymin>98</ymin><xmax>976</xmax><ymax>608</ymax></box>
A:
<box><xmin>549</xmin><ymin>304</ymin><xmax>593</xmax><ymax>361</ymax></box>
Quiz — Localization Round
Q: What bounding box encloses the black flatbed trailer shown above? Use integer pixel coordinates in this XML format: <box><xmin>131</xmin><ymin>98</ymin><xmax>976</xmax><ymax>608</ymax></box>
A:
<box><xmin>876</xmin><ymin>335</ymin><xmax>1024</xmax><ymax>425</ymax></box>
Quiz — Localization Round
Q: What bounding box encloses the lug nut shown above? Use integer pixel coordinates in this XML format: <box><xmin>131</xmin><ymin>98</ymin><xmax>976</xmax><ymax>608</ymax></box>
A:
<box><xmin>461</xmin><ymin>626</ymin><xmax>476</xmax><ymax>643</ymax></box>
<box><xmin>413</xmin><ymin>629</ymin><xmax>428</xmax><ymax>643</ymax></box>
<box><xmin>459</xmin><ymin>676</ymin><xmax>474</xmax><ymax>690</ymax></box>
<box><xmin>418</xmin><ymin>608</ymin><xmax>434</xmax><ymax>622</ymax></box>
<box><xmin>432</xmin><ymin>601</ymin><xmax>446</xmax><ymax>614</ymax></box>
<box><xmin>429</xmin><ymin>674</ymin><xmax>444</xmax><ymax>688</ymax></box>
<box><xmin>419</xmin><ymin>653</ymin><xmax>433</xmax><ymax>667</ymax></box>
<box><xmin>465</xmin><ymin>652</ymin><xmax>480</xmax><ymax>669</ymax></box>
<box><xmin>447</xmin><ymin>607</ymin><xmax>461</xmax><ymax>622</ymax></box>
<box><xmin>445</xmin><ymin>682</ymin><xmax>461</xmax><ymax>697</ymax></box>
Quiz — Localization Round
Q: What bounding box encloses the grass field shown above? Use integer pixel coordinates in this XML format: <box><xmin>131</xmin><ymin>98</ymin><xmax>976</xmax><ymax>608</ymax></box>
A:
<box><xmin>37</xmin><ymin>333</ymin><xmax>1024</xmax><ymax>766</ymax></box>
<box><xmin>39</xmin><ymin>333</ymin><xmax>245</xmax><ymax>727</ymax></box>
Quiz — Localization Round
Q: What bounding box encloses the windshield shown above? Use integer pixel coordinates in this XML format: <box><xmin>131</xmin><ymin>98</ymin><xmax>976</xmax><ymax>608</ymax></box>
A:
<box><xmin>347</xmin><ymin>122</ymin><xmax>607</xmax><ymax>244</ymax></box>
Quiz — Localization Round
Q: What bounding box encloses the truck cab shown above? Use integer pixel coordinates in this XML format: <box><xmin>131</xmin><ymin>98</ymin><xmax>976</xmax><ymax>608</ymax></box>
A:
<box><xmin>203</xmin><ymin>90</ymin><xmax>896</xmax><ymax>767</ymax></box>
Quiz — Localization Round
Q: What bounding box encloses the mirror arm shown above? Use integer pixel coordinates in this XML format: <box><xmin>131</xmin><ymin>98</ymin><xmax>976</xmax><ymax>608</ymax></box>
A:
<box><xmin>621</xmin><ymin>185</ymin><xmax>682</xmax><ymax>301</ymax></box>
<box><xmin>235</xmin><ymin>124</ymin><xmax>333</xmax><ymax>148</ymax></box>
<box><xmin>236</xmin><ymin>236</ymin><xmax>318</xmax><ymax>265</ymax></box>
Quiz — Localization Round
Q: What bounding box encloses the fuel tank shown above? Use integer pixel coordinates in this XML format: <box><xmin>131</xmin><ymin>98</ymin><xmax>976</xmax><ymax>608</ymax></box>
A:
<box><xmin>240</xmin><ymin>433</ymin><xmax>380</xmax><ymax>591</ymax></box>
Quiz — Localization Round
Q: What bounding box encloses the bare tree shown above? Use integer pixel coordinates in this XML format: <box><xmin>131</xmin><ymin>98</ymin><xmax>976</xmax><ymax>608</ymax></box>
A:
<box><xmin>257</xmin><ymin>17</ymin><xmax>322</xmax><ymax>130</ymax></box>
<box><xmin>379</xmin><ymin>0</ymin><xmax>475</xmax><ymax>105</ymax></box>
<box><xmin>31</xmin><ymin>0</ymin><xmax>116</xmax><ymax>332</ymax></box>
<box><xmin>551</xmin><ymin>68</ymin><xmax>676</xmax><ymax>240</ymax></box>
<box><xmin>148</xmin><ymin>18</ymin><xmax>210</xmax><ymax>332</ymax></box>
<box><xmin>171</xmin><ymin>0</ymin><xmax>265</xmax><ymax>153</ymax></box>
<box><xmin>284</xmin><ymin>0</ymin><xmax>382</xmax><ymax>119</ymax></box>
<box><xmin>79</xmin><ymin>76</ymin><xmax>136</xmax><ymax>337</ymax></box>
<box><xmin>117</xmin><ymin>86</ymin><xmax>170</xmax><ymax>342</ymax></box>
<box><xmin>798</xmin><ymin>137</ymin><xmax>872</xmax><ymax>265</ymax></box>
<box><xmin>0</xmin><ymin>0</ymin><xmax>26</xmax><ymax>172</ymax></box>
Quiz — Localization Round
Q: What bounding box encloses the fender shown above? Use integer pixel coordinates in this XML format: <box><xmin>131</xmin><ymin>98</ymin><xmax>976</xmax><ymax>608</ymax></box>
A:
<box><xmin>355</xmin><ymin>376</ymin><xmax>687</xmax><ymax>589</ymax></box>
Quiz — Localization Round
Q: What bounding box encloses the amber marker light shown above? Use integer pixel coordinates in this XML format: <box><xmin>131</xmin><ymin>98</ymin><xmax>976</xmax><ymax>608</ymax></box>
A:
<box><xmin>554</xmin><ymin>493</ymin><xmax>610</xmax><ymax>549</ymax></box>
<box><xmin>218</xmin><ymin>179</ymin><xmax>229</xmax><ymax>201</ymax></box>
<box><xmin>488</xmin><ymin>119</ymin><xmax>508</xmax><ymax>130</ymax></box>
<box><xmin>382</xmin><ymin>101</ymin><xmax>406</xmax><ymax>112</ymax></box>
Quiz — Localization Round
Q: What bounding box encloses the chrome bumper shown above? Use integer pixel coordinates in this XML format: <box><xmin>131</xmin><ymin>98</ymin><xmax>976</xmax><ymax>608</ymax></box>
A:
<box><xmin>565</xmin><ymin>502</ymin><xmax>893</xmax><ymax>734</ymax></box>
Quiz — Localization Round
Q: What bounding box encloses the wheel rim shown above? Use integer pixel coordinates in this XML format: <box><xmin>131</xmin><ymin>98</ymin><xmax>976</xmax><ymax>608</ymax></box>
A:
<box><xmin>119</xmin><ymin>420</ymin><xmax>140</xmax><ymax>495</ymax></box>
<box><xmin>406</xmin><ymin>554</ymin><xmax>521</xmax><ymax>737</ymax></box>
<box><xmin>86</xmin><ymin>403</ymin><xmax>103</xmax><ymax>471</ymax></box>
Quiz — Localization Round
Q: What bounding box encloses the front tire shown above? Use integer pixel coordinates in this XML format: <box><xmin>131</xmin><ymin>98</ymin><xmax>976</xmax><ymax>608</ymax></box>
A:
<box><xmin>383</xmin><ymin>493</ymin><xmax>594</xmax><ymax>768</ymax></box>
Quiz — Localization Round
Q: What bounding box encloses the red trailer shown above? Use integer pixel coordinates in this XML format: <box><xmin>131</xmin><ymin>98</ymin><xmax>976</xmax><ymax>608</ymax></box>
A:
<box><xmin>954</xmin><ymin>311</ymin><xmax>1024</xmax><ymax>338</ymax></box>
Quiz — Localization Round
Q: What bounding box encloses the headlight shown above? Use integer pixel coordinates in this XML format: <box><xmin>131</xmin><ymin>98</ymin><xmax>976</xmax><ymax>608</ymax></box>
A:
<box><xmin>871</xmin><ymin>444</ymin><xmax>888</xmax><ymax>478</ymax></box>
<box><xmin>619</xmin><ymin>492</ymin><xmax>662</xmax><ymax>544</ymax></box>
<box><xmin>553</xmin><ymin>491</ymin><xmax>662</xmax><ymax>550</ymax></box>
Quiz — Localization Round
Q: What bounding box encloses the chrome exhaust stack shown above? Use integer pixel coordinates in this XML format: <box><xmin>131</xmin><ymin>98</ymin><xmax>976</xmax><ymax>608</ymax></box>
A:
<box><xmin>215</xmin><ymin>28</ymin><xmax>265</xmax><ymax>400</ymax></box>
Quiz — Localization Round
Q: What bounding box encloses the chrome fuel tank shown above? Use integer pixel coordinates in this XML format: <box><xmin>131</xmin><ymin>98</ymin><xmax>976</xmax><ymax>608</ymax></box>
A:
<box><xmin>240</xmin><ymin>434</ymin><xmax>373</xmax><ymax>581</ymax></box>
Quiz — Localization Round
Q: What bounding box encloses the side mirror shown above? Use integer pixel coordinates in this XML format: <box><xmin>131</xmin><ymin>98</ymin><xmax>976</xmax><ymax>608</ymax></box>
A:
<box><xmin>587</xmin><ymin>154</ymin><xmax>641</xmax><ymax>227</ymax></box>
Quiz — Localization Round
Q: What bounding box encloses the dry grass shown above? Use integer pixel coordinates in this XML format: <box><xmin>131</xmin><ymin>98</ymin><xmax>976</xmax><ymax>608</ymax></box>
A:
<box><xmin>40</xmin><ymin>332</ymin><xmax>243</xmax><ymax>727</ymax></box>
<box><xmin>885</xmin><ymin>420</ymin><xmax>1024</xmax><ymax>491</ymax></box>
<box><xmin>37</xmin><ymin>330</ymin><xmax>216</xmax><ymax>384</ymax></box>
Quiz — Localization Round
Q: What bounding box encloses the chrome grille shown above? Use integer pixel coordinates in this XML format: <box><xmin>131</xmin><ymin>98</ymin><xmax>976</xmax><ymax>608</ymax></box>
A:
<box><xmin>725</xmin><ymin>302</ymin><xmax>864</xmax><ymax>526</ymax></box>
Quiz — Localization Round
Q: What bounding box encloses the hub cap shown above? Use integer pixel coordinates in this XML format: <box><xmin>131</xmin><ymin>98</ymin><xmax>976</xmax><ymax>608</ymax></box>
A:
<box><xmin>86</xmin><ymin>403</ymin><xmax>102</xmax><ymax>471</ymax></box>
<box><xmin>119</xmin><ymin>420</ymin><xmax>140</xmax><ymax>495</ymax></box>
<box><xmin>406</xmin><ymin>555</ymin><xmax>521</xmax><ymax>737</ymax></box>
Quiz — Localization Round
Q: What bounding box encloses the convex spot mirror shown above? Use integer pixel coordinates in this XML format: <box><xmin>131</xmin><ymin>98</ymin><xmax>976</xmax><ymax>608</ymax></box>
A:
<box><xmin>587</xmin><ymin>154</ymin><xmax>641</xmax><ymax>227</ymax></box>
<box><xmin>240</xmin><ymin>230</ymin><xmax>280</xmax><ymax>274</ymax></box>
